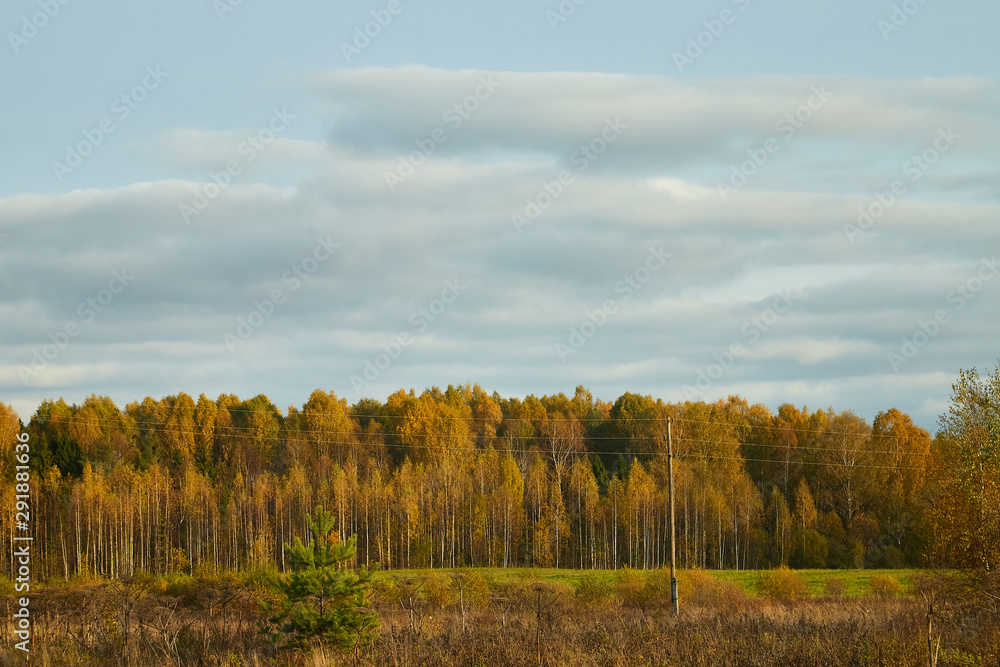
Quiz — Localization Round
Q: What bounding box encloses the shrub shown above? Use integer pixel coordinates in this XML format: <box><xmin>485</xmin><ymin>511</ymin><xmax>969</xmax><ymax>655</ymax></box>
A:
<box><xmin>868</xmin><ymin>573</ymin><xmax>902</xmax><ymax>598</ymax></box>
<box><xmin>163</xmin><ymin>571</ymin><xmax>197</xmax><ymax>597</ymax></box>
<box><xmin>640</xmin><ymin>568</ymin><xmax>673</xmax><ymax>610</ymax></box>
<box><xmin>680</xmin><ymin>569</ymin><xmax>714</xmax><ymax>607</ymax></box>
<box><xmin>615</xmin><ymin>567</ymin><xmax>644</xmax><ymax>608</ymax></box>
<box><xmin>574</xmin><ymin>573</ymin><xmax>614</xmax><ymax>606</ymax></box>
<box><xmin>422</xmin><ymin>572</ymin><xmax>453</xmax><ymax>609</ymax></box>
<box><xmin>452</xmin><ymin>571</ymin><xmax>489</xmax><ymax>630</ymax></box>
<box><xmin>681</xmin><ymin>570</ymin><xmax>749</xmax><ymax>611</ymax></box>
<box><xmin>824</xmin><ymin>576</ymin><xmax>847</xmax><ymax>599</ymax></box>
<box><xmin>170</xmin><ymin>547</ymin><xmax>190</xmax><ymax>573</ymax></box>
<box><xmin>941</xmin><ymin>649</ymin><xmax>982</xmax><ymax>667</ymax></box>
<box><xmin>713</xmin><ymin>578</ymin><xmax>751</xmax><ymax>611</ymax></box>
<box><xmin>453</xmin><ymin>571</ymin><xmax>490</xmax><ymax>608</ymax></box>
<box><xmin>758</xmin><ymin>567</ymin><xmax>807</xmax><ymax>602</ymax></box>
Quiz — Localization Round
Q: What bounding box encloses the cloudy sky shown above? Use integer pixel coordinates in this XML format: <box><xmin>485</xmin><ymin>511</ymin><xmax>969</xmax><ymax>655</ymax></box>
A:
<box><xmin>2</xmin><ymin>0</ymin><xmax>998</xmax><ymax>432</ymax></box>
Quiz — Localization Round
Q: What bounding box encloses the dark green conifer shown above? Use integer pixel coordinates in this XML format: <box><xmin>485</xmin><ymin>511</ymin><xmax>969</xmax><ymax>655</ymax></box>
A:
<box><xmin>262</xmin><ymin>505</ymin><xmax>378</xmax><ymax>651</ymax></box>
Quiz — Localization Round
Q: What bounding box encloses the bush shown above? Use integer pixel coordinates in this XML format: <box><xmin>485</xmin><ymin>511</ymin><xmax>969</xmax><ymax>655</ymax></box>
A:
<box><xmin>163</xmin><ymin>571</ymin><xmax>197</xmax><ymax>597</ymax></box>
<box><xmin>615</xmin><ymin>567</ymin><xmax>644</xmax><ymax>608</ymax></box>
<box><xmin>422</xmin><ymin>572</ymin><xmax>453</xmax><ymax>609</ymax></box>
<box><xmin>452</xmin><ymin>571</ymin><xmax>490</xmax><ymax>608</ymax></box>
<box><xmin>868</xmin><ymin>573</ymin><xmax>902</xmax><ymax>598</ymax></box>
<box><xmin>574</xmin><ymin>573</ymin><xmax>614</xmax><ymax>606</ymax></box>
<box><xmin>758</xmin><ymin>567</ymin><xmax>807</xmax><ymax>602</ymax></box>
<box><xmin>713</xmin><ymin>579</ymin><xmax>750</xmax><ymax>611</ymax></box>
<box><xmin>824</xmin><ymin>576</ymin><xmax>847</xmax><ymax>599</ymax></box>
<box><xmin>640</xmin><ymin>568</ymin><xmax>674</xmax><ymax>610</ymax></box>
<box><xmin>941</xmin><ymin>649</ymin><xmax>982</xmax><ymax>667</ymax></box>
<box><xmin>611</xmin><ymin>567</ymin><xmax>687</xmax><ymax>610</ymax></box>
<box><xmin>681</xmin><ymin>570</ymin><xmax>749</xmax><ymax>611</ymax></box>
<box><xmin>170</xmin><ymin>547</ymin><xmax>190</xmax><ymax>573</ymax></box>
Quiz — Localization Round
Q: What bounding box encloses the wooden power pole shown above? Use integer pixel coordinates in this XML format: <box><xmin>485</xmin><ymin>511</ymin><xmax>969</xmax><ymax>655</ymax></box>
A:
<box><xmin>667</xmin><ymin>417</ymin><xmax>679</xmax><ymax>616</ymax></box>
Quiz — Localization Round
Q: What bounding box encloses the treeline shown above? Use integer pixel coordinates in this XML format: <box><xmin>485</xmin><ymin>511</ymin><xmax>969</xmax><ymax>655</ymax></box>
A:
<box><xmin>1</xmin><ymin>373</ymin><xmax>997</xmax><ymax>581</ymax></box>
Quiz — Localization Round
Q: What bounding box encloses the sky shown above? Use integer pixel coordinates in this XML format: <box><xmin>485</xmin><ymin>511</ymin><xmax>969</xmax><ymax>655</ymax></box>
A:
<box><xmin>2</xmin><ymin>0</ymin><xmax>998</xmax><ymax>433</ymax></box>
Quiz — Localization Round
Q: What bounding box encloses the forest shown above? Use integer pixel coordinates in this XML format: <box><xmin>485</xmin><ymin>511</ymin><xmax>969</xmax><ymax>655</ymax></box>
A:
<box><xmin>1</xmin><ymin>365</ymin><xmax>998</xmax><ymax>584</ymax></box>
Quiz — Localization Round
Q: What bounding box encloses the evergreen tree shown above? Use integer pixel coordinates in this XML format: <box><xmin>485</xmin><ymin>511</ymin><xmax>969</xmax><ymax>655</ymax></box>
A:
<box><xmin>591</xmin><ymin>455</ymin><xmax>611</xmax><ymax>496</ymax></box>
<box><xmin>262</xmin><ymin>505</ymin><xmax>378</xmax><ymax>652</ymax></box>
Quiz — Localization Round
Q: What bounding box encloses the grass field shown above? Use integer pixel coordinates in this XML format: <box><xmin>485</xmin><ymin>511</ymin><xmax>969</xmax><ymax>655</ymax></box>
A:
<box><xmin>6</xmin><ymin>567</ymin><xmax>996</xmax><ymax>666</ymax></box>
<box><xmin>373</xmin><ymin>566</ymin><xmax>924</xmax><ymax>598</ymax></box>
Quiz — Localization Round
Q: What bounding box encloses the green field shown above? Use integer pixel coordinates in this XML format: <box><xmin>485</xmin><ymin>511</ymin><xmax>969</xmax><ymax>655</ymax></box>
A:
<box><xmin>373</xmin><ymin>566</ymin><xmax>925</xmax><ymax>598</ymax></box>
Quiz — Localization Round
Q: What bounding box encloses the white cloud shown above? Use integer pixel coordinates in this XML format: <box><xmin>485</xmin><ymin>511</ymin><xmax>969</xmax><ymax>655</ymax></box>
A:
<box><xmin>1</xmin><ymin>68</ymin><xmax>998</xmax><ymax>431</ymax></box>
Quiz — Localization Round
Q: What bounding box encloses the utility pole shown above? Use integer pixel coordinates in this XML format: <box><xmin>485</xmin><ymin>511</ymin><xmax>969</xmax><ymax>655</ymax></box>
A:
<box><xmin>666</xmin><ymin>417</ymin><xmax>679</xmax><ymax>616</ymax></box>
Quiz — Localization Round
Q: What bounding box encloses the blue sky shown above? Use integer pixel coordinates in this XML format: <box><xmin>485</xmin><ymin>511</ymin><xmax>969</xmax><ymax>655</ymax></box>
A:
<box><xmin>2</xmin><ymin>0</ymin><xmax>998</xmax><ymax>431</ymax></box>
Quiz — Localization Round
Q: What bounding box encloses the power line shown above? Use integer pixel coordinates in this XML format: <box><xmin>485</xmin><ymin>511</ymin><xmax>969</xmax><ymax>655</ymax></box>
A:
<box><xmin>26</xmin><ymin>418</ymin><xmax>941</xmax><ymax>473</ymax></box>
<box><xmin>28</xmin><ymin>415</ymin><xmax>934</xmax><ymax>459</ymax></box>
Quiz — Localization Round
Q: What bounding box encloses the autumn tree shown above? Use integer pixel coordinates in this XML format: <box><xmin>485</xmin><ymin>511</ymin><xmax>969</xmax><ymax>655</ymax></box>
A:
<box><xmin>540</xmin><ymin>413</ymin><xmax>585</xmax><ymax>493</ymax></box>
<box><xmin>766</xmin><ymin>487</ymin><xmax>791</xmax><ymax>567</ymax></box>
<box><xmin>933</xmin><ymin>363</ymin><xmax>1000</xmax><ymax>570</ymax></box>
<box><xmin>789</xmin><ymin>479</ymin><xmax>826</xmax><ymax>568</ymax></box>
<box><xmin>459</xmin><ymin>383</ymin><xmax>503</xmax><ymax>447</ymax></box>
<box><xmin>495</xmin><ymin>452</ymin><xmax>525</xmax><ymax>568</ymax></box>
<box><xmin>303</xmin><ymin>389</ymin><xmax>357</xmax><ymax>463</ymax></box>
<box><xmin>3</xmin><ymin>386</ymin><xmax>972</xmax><ymax>579</ymax></box>
<box><xmin>162</xmin><ymin>393</ymin><xmax>197</xmax><ymax>467</ymax></box>
<box><xmin>232</xmin><ymin>394</ymin><xmax>282</xmax><ymax>474</ymax></box>
<box><xmin>871</xmin><ymin>408</ymin><xmax>931</xmax><ymax>564</ymax></box>
<box><xmin>817</xmin><ymin>411</ymin><xmax>873</xmax><ymax>525</ymax></box>
<box><xmin>0</xmin><ymin>403</ymin><xmax>21</xmax><ymax>475</ymax></box>
<box><xmin>194</xmin><ymin>394</ymin><xmax>218</xmax><ymax>477</ymax></box>
<box><xmin>567</xmin><ymin>457</ymin><xmax>599</xmax><ymax>568</ymax></box>
<box><xmin>385</xmin><ymin>389</ymin><xmax>473</xmax><ymax>464</ymax></box>
<box><xmin>609</xmin><ymin>392</ymin><xmax>656</xmax><ymax>454</ymax></box>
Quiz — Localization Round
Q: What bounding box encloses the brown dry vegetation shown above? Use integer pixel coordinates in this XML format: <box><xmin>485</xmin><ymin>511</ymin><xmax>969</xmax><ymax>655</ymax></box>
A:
<box><xmin>2</xmin><ymin>569</ymin><xmax>998</xmax><ymax>666</ymax></box>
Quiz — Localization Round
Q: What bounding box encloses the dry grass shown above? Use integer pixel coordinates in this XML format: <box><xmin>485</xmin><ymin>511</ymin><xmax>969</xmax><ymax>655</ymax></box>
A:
<box><xmin>349</xmin><ymin>597</ymin><xmax>997</xmax><ymax>667</ymax></box>
<box><xmin>2</xmin><ymin>569</ymin><xmax>998</xmax><ymax>666</ymax></box>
